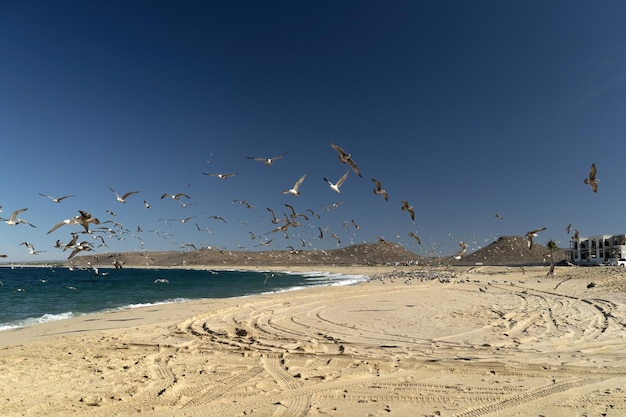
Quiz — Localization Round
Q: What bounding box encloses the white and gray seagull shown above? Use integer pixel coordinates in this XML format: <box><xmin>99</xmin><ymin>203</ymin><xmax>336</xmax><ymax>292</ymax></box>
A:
<box><xmin>109</xmin><ymin>187</ymin><xmax>140</xmax><ymax>203</ymax></box>
<box><xmin>203</xmin><ymin>172</ymin><xmax>238</xmax><ymax>179</ymax></box>
<box><xmin>282</xmin><ymin>174</ymin><xmax>306</xmax><ymax>196</ymax></box>
<box><xmin>20</xmin><ymin>241</ymin><xmax>46</xmax><ymax>255</ymax></box>
<box><xmin>38</xmin><ymin>193</ymin><xmax>76</xmax><ymax>203</ymax></box>
<box><xmin>525</xmin><ymin>227</ymin><xmax>547</xmax><ymax>250</ymax></box>
<box><xmin>161</xmin><ymin>193</ymin><xmax>190</xmax><ymax>200</ymax></box>
<box><xmin>47</xmin><ymin>210</ymin><xmax>100</xmax><ymax>234</ymax></box>
<box><xmin>323</xmin><ymin>170</ymin><xmax>350</xmax><ymax>193</ymax></box>
<box><xmin>1</xmin><ymin>208</ymin><xmax>36</xmax><ymax>227</ymax></box>
<box><xmin>246</xmin><ymin>151</ymin><xmax>289</xmax><ymax>166</ymax></box>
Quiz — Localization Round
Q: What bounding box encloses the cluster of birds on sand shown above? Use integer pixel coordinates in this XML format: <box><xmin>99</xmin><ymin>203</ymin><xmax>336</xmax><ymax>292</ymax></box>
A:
<box><xmin>0</xmin><ymin>147</ymin><xmax>601</xmax><ymax>263</ymax></box>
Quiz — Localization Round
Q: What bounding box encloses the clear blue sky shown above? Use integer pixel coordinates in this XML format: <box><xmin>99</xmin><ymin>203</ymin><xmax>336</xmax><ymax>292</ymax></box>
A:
<box><xmin>1</xmin><ymin>1</ymin><xmax>626</xmax><ymax>262</ymax></box>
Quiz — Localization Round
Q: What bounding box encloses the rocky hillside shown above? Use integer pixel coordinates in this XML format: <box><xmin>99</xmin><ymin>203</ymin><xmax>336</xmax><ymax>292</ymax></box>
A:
<box><xmin>68</xmin><ymin>241</ymin><xmax>423</xmax><ymax>268</ymax></box>
<box><xmin>453</xmin><ymin>236</ymin><xmax>568</xmax><ymax>266</ymax></box>
<box><xmin>46</xmin><ymin>236</ymin><xmax>569</xmax><ymax>269</ymax></box>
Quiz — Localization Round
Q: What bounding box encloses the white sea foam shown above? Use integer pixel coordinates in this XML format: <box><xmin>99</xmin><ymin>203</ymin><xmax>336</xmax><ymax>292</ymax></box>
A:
<box><xmin>111</xmin><ymin>298</ymin><xmax>190</xmax><ymax>311</ymax></box>
<box><xmin>0</xmin><ymin>311</ymin><xmax>76</xmax><ymax>332</ymax></box>
<box><xmin>0</xmin><ymin>299</ymin><xmax>192</xmax><ymax>332</ymax></box>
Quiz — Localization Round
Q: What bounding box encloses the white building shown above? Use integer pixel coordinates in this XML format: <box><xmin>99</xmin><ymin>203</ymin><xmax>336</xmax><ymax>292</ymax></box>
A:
<box><xmin>569</xmin><ymin>234</ymin><xmax>626</xmax><ymax>265</ymax></box>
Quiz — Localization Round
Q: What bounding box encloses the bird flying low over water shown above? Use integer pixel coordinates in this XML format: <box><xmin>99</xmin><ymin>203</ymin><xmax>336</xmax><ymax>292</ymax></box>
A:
<box><xmin>282</xmin><ymin>174</ymin><xmax>306</xmax><ymax>196</ymax></box>
<box><xmin>584</xmin><ymin>163</ymin><xmax>599</xmax><ymax>193</ymax></box>
<box><xmin>371</xmin><ymin>178</ymin><xmax>388</xmax><ymax>201</ymax></box>
<box><xmin>246</xmin><ymin>151</ymin><xmax>289</xmax><ymax>166</ymax></box>
<box><xmin>109</xmin><ymin>187</ymin><xmax>140</xmax><ymax>203</ymax></box>
<box><xmin>67</xmin><ymin>240</ymin><xmax>94</xmax><ymax>259</ymax></box>
<box><xmin>1</xmin><ymin>208</ymin><xmax>36</xmax><ymax>227</ymax></box>
<box><xmin>401</xmin><ymin>200</ymin><xmax>415</xmax><ymax>221</ymax></box>
<box><xmin>38</xmin><ymin>193</ymin><xmax>75</xmax><ymax>203</ymax></box>
<box><xmin>323</xmin><ymin>170</ymin><xmax>349</xmax><ymax>193</ymax></box>
<box><xmin>525</xmin><ymin>227</ymin><xmax>547</xmax><ymax>250</ymax></box>
<box><xmin>329</xmin><ymin>143</ymin><xmax>362</xmax><ymax>178</ymax></box>
<box><xmin>20</xmin><ymin>241</ymin><xmax>45</xmax><ymax>255</ymax></box>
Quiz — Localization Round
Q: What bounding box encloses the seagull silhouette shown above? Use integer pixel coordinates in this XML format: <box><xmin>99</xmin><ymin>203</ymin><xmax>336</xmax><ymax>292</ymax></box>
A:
<box><xmin>371</xmin><ymin>178</ymin><xmax>388</xmax><ymax>201</ymax></box>
<box><xmin>408</xmin><ymin>231</ymin><xmax>421</xmax><ymax>245</ymax></box>
<box><xmin>584</xmin><ymin>163</ymin><xmax>599</xmax><ymax>193</ymax></box>
<box><xmin>401</xmin><ymin>200</ymin><xmax>415</xmax><ymax>221</ymax></box>
<box><xmin>329</xmin><ymin>143</ymin><xmax>362</xmax><ymax>177</ymax></box>
<box><xmin>525</xmin><ymin>227</ymin><xmax>547</xmax><ymax>250</ymax></box>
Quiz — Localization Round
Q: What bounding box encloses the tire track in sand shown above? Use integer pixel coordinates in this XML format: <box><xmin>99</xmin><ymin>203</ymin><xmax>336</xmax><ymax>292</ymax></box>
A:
<box><xmin>261</xmin><ymin>353</ymin><xmax>310</xmax><ymax>417</ymax></box>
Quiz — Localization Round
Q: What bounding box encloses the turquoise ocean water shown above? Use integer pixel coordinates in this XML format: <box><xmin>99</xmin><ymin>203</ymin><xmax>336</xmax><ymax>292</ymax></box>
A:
<box><xmin>0</xmin><ymin>266</ymin><xmax>366</xmax><ymax>332</ymax></box>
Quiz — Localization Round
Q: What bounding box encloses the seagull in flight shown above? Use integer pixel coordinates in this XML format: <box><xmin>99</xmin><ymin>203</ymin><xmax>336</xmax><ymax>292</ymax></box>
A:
<box><xmin>1</xmin><ymin>208</ymin><xmax>36</xmax><ymax>227</ymax></box>
<box><xmin>401</xmin><ymin>200</ymin><xmax>415</xmax><ymax>221</ymax></box>
<box><xmin>67</xmin><ymin>241</ymin><xmax>94</xmax><ymax>259</ymax></box>
<box><xmin>322</xmin><ymin>200</ymin><xmax>346</xmax><ymax>212</ymax></box>
<box><xmin>38</xmin><ymin>193</ymin><xmax>75</xmax><ymax>203</ymax></box>
<box><xmin>109</xmin><ymin>187</ymin><xmax>140</xmax><ymax>203</ymax></box>
<box><xmin>203</xmin><ymin>172</ymin><xmax>237</xmax><ymax>179</ymax></box>
<box><xmin>20</xmin><ymin>241</ymin><xmax>46</xmax><ymax>255</ymax></box>
<box><xmin>161</xmin><ymin>193</ymin><xmax>190</xmax><ymax>200</ymax></box>
<box><xmin>266</xmin><ymin>207</ymin><xmax>281</xmax><ymax>224</ymax></box>
<box><xmin>329</xmin><ymin>143</ymin><xmax>362</xmax><ymax>177</ymax></box>
<box><xmin>323</xmin><ymin>170</ymin><xmax>350</xmax><ymax>193</ymax></box>
<box><xmin>453</xmin><ymin>241</ymin><xmax>467</xmax><ymax>260</ymax></box>
<box><xmin>47</xmin><ymin>210</ymin><xmax>100</xmax><ymax>234</ymax></box>
<box><xmin>246</xmin><ymin>151</ymin><xmax>289</xmax><ymax>166</ymax></box>
<box><xmin>584</xmin><ymin>163</ymin><xmax>599</xmax><ymax>193</ymax></box>
<box><xmin>233</xmin><ymin>199</ymin><xmax>255</xmax><ymax>208</ymax></box>
<box><xmin>282</xmin><ymin>174</ymin><xmax>306</xmax><ymax>196</ymax></box>
<box><xmin>371</xmin><ymin>178</ymin><xmax>388</xmax><ymax>201</ymax></box>
<box><xmin>408</xmin><ymin>231</ymin><xmax>421</xmax><ymax>245</ymax></box>
<box><xmin>525</xmin><ymin>227</ymin><xmax>547</xmax><ymax>250</ymax></box>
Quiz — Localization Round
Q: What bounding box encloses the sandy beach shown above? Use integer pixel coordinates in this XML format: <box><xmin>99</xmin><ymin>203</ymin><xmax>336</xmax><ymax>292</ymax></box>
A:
<box><xmin>1</xmin><ymin>264</ymin><xmax>625</xmax><ymax>416</ymax></box>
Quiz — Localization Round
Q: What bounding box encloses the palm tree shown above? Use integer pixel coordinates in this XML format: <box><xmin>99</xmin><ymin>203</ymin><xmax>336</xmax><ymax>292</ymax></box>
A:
<box><xmin>546</xmin><ymin>239</ymin><xmax>558</xmax><ymax>275</ymax></box>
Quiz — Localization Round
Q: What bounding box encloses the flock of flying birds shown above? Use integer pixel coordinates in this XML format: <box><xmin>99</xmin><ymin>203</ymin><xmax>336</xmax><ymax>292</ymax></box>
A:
<box><xmin>0</xmin><ymin>148</ymin><xmax>601</xmax><ymax>263</ymax></box>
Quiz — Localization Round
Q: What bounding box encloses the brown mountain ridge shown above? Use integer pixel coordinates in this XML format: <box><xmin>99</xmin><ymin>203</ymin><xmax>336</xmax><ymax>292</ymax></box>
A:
<box><xmin>65</xmin><ymin>236</ymin><xmax>567</xmax><ymax>268</ymax></box>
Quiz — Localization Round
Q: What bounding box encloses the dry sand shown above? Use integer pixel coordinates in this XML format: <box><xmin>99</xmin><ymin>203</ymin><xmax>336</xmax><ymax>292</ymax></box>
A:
<box><xmin>1</xmin><ymin>265</ymin><xmax>626</xmax><ymax>416</ymax></box>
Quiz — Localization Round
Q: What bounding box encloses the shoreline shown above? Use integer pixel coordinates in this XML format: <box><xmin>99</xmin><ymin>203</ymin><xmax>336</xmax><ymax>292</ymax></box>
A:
<box><xmin>0</xmin><ymin>265</ymin><xmax>379</xmax><ymax>346</ymax></box>
<box><xmin>2</xmin><ymin>264</ymin><xmax>626</xmax><ymax>416</ymax></box>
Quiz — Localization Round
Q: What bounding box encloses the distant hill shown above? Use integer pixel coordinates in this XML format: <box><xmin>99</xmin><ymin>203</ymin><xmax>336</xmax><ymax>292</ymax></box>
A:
<box><xmin>67</xmin><ymin>241</ymin><xmax>424</xmax><ymax>268</ymax></box>
<box><xmin>22</xmin><ymin>236</ymin><xmax>568</xmax><ymax>269</ymax></box>
<box><xmin>453</xmin><ymin>235</ymin><xmax>568</xmax><ymax>266</ymax></box>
